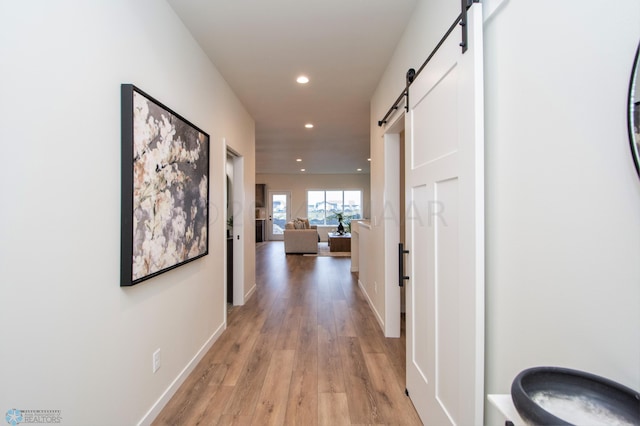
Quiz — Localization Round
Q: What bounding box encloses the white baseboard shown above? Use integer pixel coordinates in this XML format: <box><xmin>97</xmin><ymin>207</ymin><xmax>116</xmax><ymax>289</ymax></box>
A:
<box><xmin>358</xmin><ymin>278</ymin><xmax>384</xmax><ymax>332</ymax></box>
<box><xmin>244</xmin><ymin>282</ymin><xmax>257</xmax><ymax>301</ymax></box>
<box><xmin>137</xmin><ymin>322</ymin><xmax>227</xmax><ymax>426</ymax></box>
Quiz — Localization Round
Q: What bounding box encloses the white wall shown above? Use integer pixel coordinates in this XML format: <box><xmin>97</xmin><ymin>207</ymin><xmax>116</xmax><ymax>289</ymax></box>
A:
<box><xmin>0</xmin><ymin>1</ymin><xmax>255</xmax><ymax>425</ymax></box>
<box><xmin>483</xmin><ymin>1</ymin><xmax>640</xmax><ymax>423</ymax></box>
<box><xmin>256</xmin><ymin>173</ymin><xmax>371</xmax><ymax>240</ymax></box>
<box><xmin>370</xmin><ymin>0</ymin><xmax>640</xmax><ymax>423</ymax></box>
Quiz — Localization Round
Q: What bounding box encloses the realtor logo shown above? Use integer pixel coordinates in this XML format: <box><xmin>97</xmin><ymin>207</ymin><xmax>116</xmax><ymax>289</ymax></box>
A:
<box><xmin>4</xmin><ymin>409</ymin><xmax>61</xmax><ymax>425</ymax></box>
<box><xmin>5</xmin><ymin>409</ymin><xmax>23</xmax><ymax>426</ymax></box>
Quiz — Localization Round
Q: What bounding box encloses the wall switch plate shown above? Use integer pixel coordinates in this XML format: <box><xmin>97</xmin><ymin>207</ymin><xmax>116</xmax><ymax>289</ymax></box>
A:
<box><xmin>153</xmin><ymin>349</ymin><xmax>161</xmax><ymax>373</ymax></box>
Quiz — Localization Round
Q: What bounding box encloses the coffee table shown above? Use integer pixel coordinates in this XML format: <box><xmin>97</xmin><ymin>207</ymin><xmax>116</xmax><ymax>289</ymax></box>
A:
<box><xmin>328</xmin><ymin>232</ymin><xmax>351</xmax><ymax>252</ymax></box>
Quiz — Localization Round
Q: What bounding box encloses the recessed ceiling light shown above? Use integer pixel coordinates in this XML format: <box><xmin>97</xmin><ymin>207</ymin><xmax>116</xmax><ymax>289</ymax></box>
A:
<box><xmin>367</xmin><ymin>158</ymin><xmax>371</xmax><ymax>162</ymax></box>
<box><xmin>296</xmin><ymin>75</ymin><xmax>309</xmax><ymax>84</ymax></box>
<box><xmin>296</xmin><ymin>158</ymin><xmax>302</xmax><ymax>162</ymax></box>
<box><xmin>304</xmin><ymin>123</ymin><xmax>314</xmax><ymax>129</ymax></box>
<box><xmin>357</xmin><ymin>168</ymin><xmax>362</xmax><ymax>172</ymax></box>
<box><xmin>300</xmin><ymin>168</ymin><xmax>306</xmax><ymax>172</ymax></box>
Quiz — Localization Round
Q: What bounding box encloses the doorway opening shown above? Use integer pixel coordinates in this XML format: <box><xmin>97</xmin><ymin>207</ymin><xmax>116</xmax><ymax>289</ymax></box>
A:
<box><xmin>383</xmin><ymin>113</ymin><xmax>406</xmax><ymax>338</ymax></box>
<box><xmin>226</xmin><ymin>147</ymin><xmax>245</xmax><ymax>307</ymax></box>
<box><xmin>267</xmin><ymin>191</ymin><xmax>291</xmax><ymax>241</ymax></box>
<box><xmin>225</xmin><ymin>153</ymin><xmax>234</xmax><ymax>310</ymax></box>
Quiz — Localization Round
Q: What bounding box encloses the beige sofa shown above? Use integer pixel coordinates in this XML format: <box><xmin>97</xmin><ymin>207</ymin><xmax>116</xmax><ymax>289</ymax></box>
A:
<box><xmin>284</xmin><ymin>218</ymin><xmax>318</xmax><ymax>254</ymax></box>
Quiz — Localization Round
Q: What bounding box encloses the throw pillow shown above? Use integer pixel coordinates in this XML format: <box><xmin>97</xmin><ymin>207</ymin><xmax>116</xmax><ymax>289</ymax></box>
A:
<box><xmin>293</xmin><ymin>219</ymin><xmax>305</xmax><ymax>229</ymax></box>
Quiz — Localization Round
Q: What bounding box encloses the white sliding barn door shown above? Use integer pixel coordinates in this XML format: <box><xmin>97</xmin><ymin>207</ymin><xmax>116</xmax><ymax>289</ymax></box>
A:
<box><xmin>404</xmin><ymin>4</ymin><xmax>484</xmax><ymax>425</ymax></box>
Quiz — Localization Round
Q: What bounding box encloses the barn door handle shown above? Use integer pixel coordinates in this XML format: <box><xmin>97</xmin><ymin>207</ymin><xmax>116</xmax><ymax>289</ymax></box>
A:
<box><xmin>399</xmin><ymin>243</ymin><xmax>410</xmax><ymax>287</ymax></box>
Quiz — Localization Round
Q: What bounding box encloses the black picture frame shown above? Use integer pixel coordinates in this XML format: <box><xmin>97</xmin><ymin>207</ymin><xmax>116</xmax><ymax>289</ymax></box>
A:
<box><xmin>121</xmin><ymin>84</ymin><xmax>210</xmax><ymax>286</ymax></box>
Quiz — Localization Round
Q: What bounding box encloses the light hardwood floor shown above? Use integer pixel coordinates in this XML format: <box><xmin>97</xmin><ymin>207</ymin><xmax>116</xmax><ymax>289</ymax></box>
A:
<box><xmin>153</xmin><ymin>241</ymin><xmax>422</xmax><ymax>425</ymax></box>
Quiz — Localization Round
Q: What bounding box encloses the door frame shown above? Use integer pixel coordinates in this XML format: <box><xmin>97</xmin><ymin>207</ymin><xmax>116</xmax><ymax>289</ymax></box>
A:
<box><xmin>382</xmin><ymin>111</ymin><xmax>406</xmax><ymax>338</ymax></box>
<box><xmin>226</xmin><ymin>143</ymin><xmax>245</xmax><ymax>306</ymax></box>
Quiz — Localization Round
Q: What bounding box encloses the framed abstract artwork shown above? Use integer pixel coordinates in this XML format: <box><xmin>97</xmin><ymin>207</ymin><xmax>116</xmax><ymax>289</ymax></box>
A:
<box><xmin>121</xmin><ymin>84</ymin><xmax>210</xmax><ymax>286</ymax></box>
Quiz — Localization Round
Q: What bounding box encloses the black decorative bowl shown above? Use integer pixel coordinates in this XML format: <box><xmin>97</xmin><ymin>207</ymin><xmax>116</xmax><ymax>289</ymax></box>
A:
<box><xmin>511</xmin><ymin>366</ymin><xmax>640</xmax><ymax>425</ymax></box>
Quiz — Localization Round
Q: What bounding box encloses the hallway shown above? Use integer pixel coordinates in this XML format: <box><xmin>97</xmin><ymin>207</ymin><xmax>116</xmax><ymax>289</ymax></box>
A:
<box><xmin>153</xmin><ymin>241</ymin><xmax>422</xmax><ymax>425</ymax></box>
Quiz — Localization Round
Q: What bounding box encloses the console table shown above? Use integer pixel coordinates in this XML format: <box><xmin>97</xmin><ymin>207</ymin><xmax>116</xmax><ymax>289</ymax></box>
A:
<box><xmin>328</xmin><ymin>233</ymin><xmax>351</xmax><ymax>252</ymax></box>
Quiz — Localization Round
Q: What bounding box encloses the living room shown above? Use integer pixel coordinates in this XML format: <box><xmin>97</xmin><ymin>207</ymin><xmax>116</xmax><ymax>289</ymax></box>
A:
<box><xmin>255</xmin><ymin>173</ymin><xmax>371</xmax><ymax>244</ymax></box>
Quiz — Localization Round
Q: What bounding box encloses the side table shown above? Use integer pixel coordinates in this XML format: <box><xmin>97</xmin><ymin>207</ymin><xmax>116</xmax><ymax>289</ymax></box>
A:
<box><xmin>328</xmin><ymin>232</ymin><xmax>351</xmax><ymax>252</ymax></box>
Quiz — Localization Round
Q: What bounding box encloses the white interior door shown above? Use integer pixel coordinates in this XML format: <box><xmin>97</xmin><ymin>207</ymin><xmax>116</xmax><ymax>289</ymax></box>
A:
<box><xmin>404</xmin><ymin>4</ymin><xmax>484</xmax><ymax>425</ymax></box>
<box><xmin>268</xmin><ymin>191</ymin><xmax>290</xmax><ymax>241</ymax></box>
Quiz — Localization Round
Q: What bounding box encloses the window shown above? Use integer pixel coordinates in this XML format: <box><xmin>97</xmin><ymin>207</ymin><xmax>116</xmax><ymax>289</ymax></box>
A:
<box><xmin>307</xmin><ymin>190</ymin><xmax>362</xmax><ymax>225</ymax></box>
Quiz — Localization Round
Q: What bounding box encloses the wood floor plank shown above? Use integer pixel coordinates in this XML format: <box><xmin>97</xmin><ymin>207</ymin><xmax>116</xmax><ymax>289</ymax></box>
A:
<box><xmin>283</xmin><ymin>312</ymin><xmax>318</xmax><ymax>425</ymax></box>
<box><xmin>207</xmin><ymin>322</ymin><xmax>247</xmax><ymax>365</ymax></box>
<box><xmin>217</xmin><ymin>414</ymin><xmax>252</xmax><ymax>425</ymax></box>
<box><xmin>220</xmin><ymin>326</ymin><xmax>261</xmax><ymax>386</ymax></box>
<box><xmin>382</xmin><ymin>315</ymin><xmax>407</xmax><ymax>387</ymax></box>
<box><xmin>275</xmin><ymin>305</ymin><xmax>302</xmax><ymax>350</ymax></box>
<box><xmin>298</xmin><ymin>278</ymin><xmax>318</xmax><ymax>326</ymax></box>
<box><xmin>317</xmin><ymin>301</ymin><xmax>335</xmax><ymax>333</ymax></box>
<box><xmin>283</xmin><ymin>353</ymin><xmax>318</xmax><ymax>425</ymax></box>
<box><xmin>251</xmin><ymin>349</ymin><xmax>295</xmax><ymax>425</ymax></box>
<box><xmin>324</xmin><ymin>264</ymin><xmax>347</xmax><ymax>302</ymax></box>
<box><xmin>227</xmin><ymin>289</ymin><xmax>271</xmax><ymax>330</ymax></box>
<box><xmin>223</xmin><ymin>333</ymin><xmax>275</xmax><ymax>417</ymax></box>
<box><xmin>152</xmin><ymin>362</ymin><xmax>227</xmax><ymax>425</ymax></box>
<box><xmin>212</xmin><ymin>300</ymin><xmax>267</xmax><ymax>368</ymax></box>
<box><xmin>338</xmin><ymin>336</ymin><xmax>381</xmax><ymax>424</ymax></box>
<box><xmin>260</xmin><ymin>296</ymin><xmax>288</xmax><ymax>335</ymax></box>
<box><xmin>318</xmin><ymin>392</ymin><xmax>350</xmax><ymax>426</ymax></box>
<box><xmin>182</xmin><ymin>383</ymin><xmax>233</xmax><ymax>426</ymax></box>
<box><xmin>318</xmin><ymin>322</ymin><xmax>345</xmax><ymax>393</ymax></box>
<box><xmin>333</xmin><ymin>300</ymin><xmax>357</xmax><ymax>337</ymax></box>
<box><xmin>363</xmin><ymin>353</ymin><xmax>422</xmax><ymax>425</ymax></box>
<box><xmin>350</xmin><ymin>305</ymin><xmax>385</xmax><ymax>354</ymax></box>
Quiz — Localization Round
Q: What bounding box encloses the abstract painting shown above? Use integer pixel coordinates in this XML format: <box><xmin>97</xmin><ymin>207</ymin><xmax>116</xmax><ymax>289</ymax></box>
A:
<box><xmin>121</xmin><ymin>84</ymin><xmax>209</xmax><ymax>286</ymax></box>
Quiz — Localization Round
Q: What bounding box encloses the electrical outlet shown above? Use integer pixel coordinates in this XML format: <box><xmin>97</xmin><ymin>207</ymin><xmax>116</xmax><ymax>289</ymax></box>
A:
<box><xmin>153</xmin><ymin>349</ymin><xmax>161</xmax><ymax>373</ymax></box>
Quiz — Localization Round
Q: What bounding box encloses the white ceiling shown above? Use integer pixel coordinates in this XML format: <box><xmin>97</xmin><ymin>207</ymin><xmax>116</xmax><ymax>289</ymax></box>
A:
<box><xmin>166</xmin><ymin>0</ymin><xmax>418</xmax><ymax>174</ymax></box>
